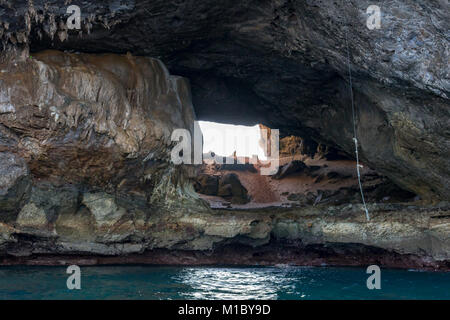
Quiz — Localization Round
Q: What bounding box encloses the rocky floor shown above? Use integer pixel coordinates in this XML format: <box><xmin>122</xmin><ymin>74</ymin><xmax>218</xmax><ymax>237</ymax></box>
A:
<box><xmin>195</xmin><ymin>153</ymin><xmax>417</xmax><ymax>210</ymax></box>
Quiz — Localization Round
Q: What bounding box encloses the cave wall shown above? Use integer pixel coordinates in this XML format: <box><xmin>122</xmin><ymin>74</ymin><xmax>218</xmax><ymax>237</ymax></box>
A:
<box><xmin>0</xmin><ymin>48</ymin><xmax>215</xmax><ymax>257</ymax></box>
<box><xmin>0</xmin><ymin>0</ymin><xmax>448</xmax><ymax>266</ymax></box>
<box><xmin>2</xmin><ymin>0</ymin><xmax>447</xmax><ymax>200</ymax></box>
<box><xmin>0</xmin><ymin>48</ymin><xmax>201</xmax><ymax>219</ymax></box>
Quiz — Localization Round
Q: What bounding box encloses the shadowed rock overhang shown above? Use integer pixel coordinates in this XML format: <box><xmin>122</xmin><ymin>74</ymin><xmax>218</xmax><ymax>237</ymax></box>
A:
<box><xmin>3</xmin><ymin>0</ymin><xmax>447</xmax><ymax>200</ymax></box>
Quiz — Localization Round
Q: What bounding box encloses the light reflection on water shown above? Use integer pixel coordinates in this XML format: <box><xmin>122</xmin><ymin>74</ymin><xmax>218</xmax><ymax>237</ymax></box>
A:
<box><xmin>0</xmin><ymin>265</ymin><xmax>449</xmax><ymax>300</ymax></box>
<box><xmin>175</xmin><ymin>268</ymin><xmax>294</xmax><ymax>299</ymax></box>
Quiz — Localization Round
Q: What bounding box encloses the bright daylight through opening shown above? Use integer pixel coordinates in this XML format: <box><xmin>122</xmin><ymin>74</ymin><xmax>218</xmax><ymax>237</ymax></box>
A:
<box><xmin>198</xmin><ymin>121</ymin><xmax>268</xmax><ymax>161</ymax></box>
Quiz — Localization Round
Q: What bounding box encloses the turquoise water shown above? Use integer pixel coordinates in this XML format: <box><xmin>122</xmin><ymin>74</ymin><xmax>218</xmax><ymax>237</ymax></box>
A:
<box><xmin>0</xmin><ymin>265</ymin><xmax>449</xmax><ymax>300</ymax></box>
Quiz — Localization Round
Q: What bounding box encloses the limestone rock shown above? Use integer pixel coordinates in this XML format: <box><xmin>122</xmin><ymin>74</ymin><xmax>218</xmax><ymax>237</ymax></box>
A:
<box><xmin>0</xmin><ymin>50</ymin><xmax>196</xmax><ymax>197</ymax></box>
<box><xmin>16</xmin><ymin>203</ymin><xmax>48</xmax><ymax>229</ymax></box>
<box><xmin>82</xmin><ymin>193</ymin><xmax>126</xmax><ymax>227</ymax></box>
<box><xmin>0</xmin><ymin>2</ymin><xmax>448</xmax><ymax>267</ymax></box>
<box><xmin>0</xmin><ymin>152</ymin><xmax>31</xmax><ymax>222</ymax></box>
<box><xmin>55</xmin><ymin>207</ymin><xmax>96</xmax><ymax>242</ymax></box>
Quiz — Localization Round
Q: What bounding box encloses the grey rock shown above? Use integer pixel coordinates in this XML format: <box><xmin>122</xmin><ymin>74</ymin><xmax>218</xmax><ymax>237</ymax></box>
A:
<box><xmin>0</xmin><ymin>152</ymin><xmax>31</xmax><ymax>222</ymax></box>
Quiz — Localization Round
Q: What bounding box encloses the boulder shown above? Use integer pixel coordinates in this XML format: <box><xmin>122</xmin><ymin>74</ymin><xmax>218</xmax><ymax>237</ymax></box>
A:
<box><xmin>273</xmin><ymin>160</ymin><xmax>307</xmax><ymax>179</ymax></box>
<box><xmin>194</xmin><ymin>174</ymin><xmax>219</xmax><ymax>195</ymax></box>
<box><xmin>218</xmin><ymin>173</ymin><xmax>249</xmax><ymax>204</ymax></box>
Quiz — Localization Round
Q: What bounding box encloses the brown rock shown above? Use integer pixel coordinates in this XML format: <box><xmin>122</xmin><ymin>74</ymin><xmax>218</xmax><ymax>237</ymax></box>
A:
<box><xmin>218</xmin><ymin>173</ymin><xmax>249</xmax><ymax>204</ymax></box>
<box><xmin>0</xmin><ymin>50</ymin><xmax>195</xmax><ymax>194</ymax></box>
<box><xmin>217</xmin><ymin>184</ymin><xmax>233</xmax><ymax>197</ymax></box>
<box><xmin>194</xmin><ymin>174</ymin><xmax>219</xmax><ymax>195</ymax></box>
<box><xmin>273</xmin><ymin>160</ymin><xmax>307</xmax><ymax>179</ymax></box>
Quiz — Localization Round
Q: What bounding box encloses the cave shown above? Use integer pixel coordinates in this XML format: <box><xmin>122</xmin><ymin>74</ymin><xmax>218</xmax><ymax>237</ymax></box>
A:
<box><xmin>0</xmin><ymin>0</ymin><xmax>449</xmax><ymax>279</ymax></box>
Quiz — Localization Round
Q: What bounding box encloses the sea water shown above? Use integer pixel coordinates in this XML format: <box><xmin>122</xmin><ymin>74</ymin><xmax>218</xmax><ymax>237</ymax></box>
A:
<box><xmin>0</xmin><ymin>265</ymin><xmax>449</xmax><ymax>300</ymax></box>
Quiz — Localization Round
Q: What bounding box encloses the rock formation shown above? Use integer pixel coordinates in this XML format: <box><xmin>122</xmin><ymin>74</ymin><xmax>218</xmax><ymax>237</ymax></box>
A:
<box><xmin>0</xmin><ymin>0</ymin><xmax>448</xmax><ymax>269</ymax></box>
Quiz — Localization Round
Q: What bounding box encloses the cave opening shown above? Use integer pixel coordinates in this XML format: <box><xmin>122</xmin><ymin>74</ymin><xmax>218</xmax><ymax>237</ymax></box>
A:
<box><xmin>185</xmin><ymin>69</ymin><xmax>420</xmax><ymax>209</ymax></box>
<box><xmin>1</xmin><ymin>0</ymin><xmax>449</xmax><ymax>278</ymax></box>
<box><xmin>198</xmin><ymin>121</ymin><xmax>267</xmax><ymax>161</ymax></box>
<box><xmin>194</xmin><ymin>119</ymin><xmax>418</xmax><ymax>209</ymax></box>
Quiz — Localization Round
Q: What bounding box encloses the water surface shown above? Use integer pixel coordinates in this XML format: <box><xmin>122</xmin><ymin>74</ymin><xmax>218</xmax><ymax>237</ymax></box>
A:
<box><xmin>0</xmin><ymin>266</ymin><xmax>448</xmax><ymax>300</ymax></box>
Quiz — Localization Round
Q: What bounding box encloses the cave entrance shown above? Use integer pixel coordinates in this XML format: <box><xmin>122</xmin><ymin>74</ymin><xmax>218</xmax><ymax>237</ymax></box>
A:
<box><xmin>194</xmin><ymin>121</ymin><xmax>280</xmax><ymax>207</ymax></box>
<box><xmin>198</xmin><ymin>121</ymin><xmax>267</xmax><ymax>161</ymax></box>
<box><xmin>194</xmin><ymin>122</ymin><xmax>417</xmax><ymax>209</ymax></box>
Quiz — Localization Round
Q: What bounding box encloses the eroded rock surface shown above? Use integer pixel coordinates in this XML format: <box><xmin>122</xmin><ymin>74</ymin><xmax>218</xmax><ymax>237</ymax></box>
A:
<box><xmin>0</xmin><ymin>49</ymin><xmax>209</xmax><ymax>256</ymax></box>
<box><xmin>0</xmin><ymin>152</ymin><xmax>30</xmax><ymax>221</ymax></box>
<box><xmin>1</xmin><ymin>202</ymin><xmax>450</xmax><ymax>270</ymax></box>
<box><xmin>2</xmin><ymin>0</ymin><xmax>445</xmax><ymax>200</ymax></box>
<box><xmin>0</xmin><ymin>1</ymin><xmax>448</xmax><ymax>268</ymax></box>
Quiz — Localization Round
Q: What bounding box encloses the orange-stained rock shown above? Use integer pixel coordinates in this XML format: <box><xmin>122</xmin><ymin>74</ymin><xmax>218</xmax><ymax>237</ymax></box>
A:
<box><xmin>0</xmin><ymin>50</ymin><xmax>195</xmax><ymax>194</ymax></box>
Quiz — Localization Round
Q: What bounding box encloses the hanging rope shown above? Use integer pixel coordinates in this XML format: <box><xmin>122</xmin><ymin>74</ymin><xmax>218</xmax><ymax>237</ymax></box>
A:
<box><xmin>345</xmin><ymin>31</ymin><xmax>370</xmax><ymax>222</ymax></box>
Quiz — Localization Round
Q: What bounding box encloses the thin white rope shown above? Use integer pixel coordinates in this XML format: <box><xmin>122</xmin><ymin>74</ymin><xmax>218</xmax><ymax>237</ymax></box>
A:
<box><xmin>345</xmin><ymin>31</ymin><xmax>370</xmax><ymax>222</ymax></box>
